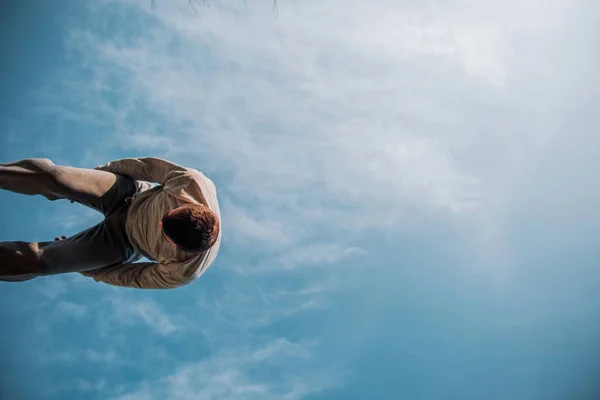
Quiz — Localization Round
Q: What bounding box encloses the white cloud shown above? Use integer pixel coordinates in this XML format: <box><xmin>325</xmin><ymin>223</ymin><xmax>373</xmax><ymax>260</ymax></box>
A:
<box><xmin>36</xmin><ymin>348</ymin><xmax>120</xmax><ymax>366</ymax></box>
<box><xmin>195</xmin><ymin>280</ymin><xmax>326</xmax><ymax>332</ymax></box>
<box><xmin>84</xmin><ymin>348</ymin><xmax>119</xmax><ymax>363</ymax></box>
<box><xmin>279</xmin><ymin>242</ymin><xmax>368</xmax><ymax>270</ymax></box>
<box><xmin>41</xmin><ymin>378</ymin><xmax>110</xmax><ymax>398</ymax></box>
<box><xmin>77</xmin><ymin>379</ymin><xmax>107</xmax><ymax>392</ymax></box>
<box><xmin>106</xmin><ymin>296</ymin><xmax>178</xmax><ymax>335</ymax></box>
<box><xmin>36</xmin><ymin>277</ymin><xmax>69</xmax><ymax>299</ymax></box>
<box><xmin>57</xmin><ymin>301</ymin><xmax>88</xmax><ymax>318</ymax></box>
<box><xmin>223</xmin><ymin>200</ymin><xmax>294</xmax><ymax>247</ymax></box>
<box><xmin>115</xmin><ymin>338</ymin><xmax>340</xmax><ymax>400</ymax></box>
<box><xmin>43</xmin><ymin>0</ymin><xmax>588</xmax><ymax>253</ymax></box>
<box><xmin>39</xmin><ymin>204</ymin><xmax>103</xmax><ymax>232</ymax></box>
<box><xmin>4</xmin><ymin>118</ymin><xmax>28</xmax><ymax>145</ymax></box>
<box><xmin>54</xmin><ymin>0</ymin><xmax>492</xmax><ymax>225</ymax></box>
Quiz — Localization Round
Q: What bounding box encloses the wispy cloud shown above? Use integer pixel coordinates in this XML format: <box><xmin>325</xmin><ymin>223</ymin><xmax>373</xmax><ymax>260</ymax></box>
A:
<box><xmin>224</xmin><ymin>200</ymin><xmax>295</xmax><ymax>248</ymax></box>
<box><xmin>106</xmin><ymin>296</ymin><xmax>179</xmax><ymax>335</ymax></box>
<box><xmin>57</xmin><ymin>301</ymin><xmax>88</xmax><ymax>318</ymax></box>
<box><xmin>279</xmin><ymin>242</ymin><xmax>368</xmax><ymax>270</ymax></box>
<box><xmin>37</xmin><ymin>348</ymin><xmax>120</xmax><ymax>366</ymax></box>
<box><xmin>44</xmin><ymin>0</ymin><xmax>495</xmax><ymax>236</ymax></box>
<box><xmin>194</xmin><ymin>280</ymin><xmax>326</xmax><ymax>333</ymax></box>
<box><xmin>37</xmin><ymin>203</ymin><xmax>103</xmax><ymax>233</ymax></box>
<box><xmin>77</xmin><ymin>379</ymin><xmax>107</xmax><ymax>392</ymax></box>
<box><xmin>36</xmin><ymin>0</ymin><xmax>587</xmax><ymax>260</ymax></box>
<box><xmin>36</xmin><ymin>277</ymin><xmax>69</xmax><ymax>299</ymax></box>
<box><xmin>115</xmin><ymin>338</ymin><xmax>340</xmax><ymax>400</ymax></box>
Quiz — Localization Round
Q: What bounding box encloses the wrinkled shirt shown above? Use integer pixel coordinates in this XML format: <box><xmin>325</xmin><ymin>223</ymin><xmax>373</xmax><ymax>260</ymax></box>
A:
<box><xmin>81</xmin><ymin>157</ymin><xmax>222</xmax><ymax>289</ymax></box>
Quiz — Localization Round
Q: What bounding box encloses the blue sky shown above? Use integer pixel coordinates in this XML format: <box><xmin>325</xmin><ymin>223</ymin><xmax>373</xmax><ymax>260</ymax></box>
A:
<box><xmin>1</xmin><ymin>0</ymin><xmax>600</xmax><ymax>399</ymax></box>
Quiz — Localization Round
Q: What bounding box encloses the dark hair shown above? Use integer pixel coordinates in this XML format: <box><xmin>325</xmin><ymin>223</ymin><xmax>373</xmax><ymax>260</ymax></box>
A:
<box><xmin>161</xmin><ymin>204</ymin><xmax>219</xmax><ymax>253</ymax></box>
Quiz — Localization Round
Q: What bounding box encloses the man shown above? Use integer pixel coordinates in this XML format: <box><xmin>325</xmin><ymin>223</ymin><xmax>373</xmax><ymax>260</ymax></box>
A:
<box><xmin>0</xmin><ymin>157</ymin><xmax>221</xmax><ymax>289</ymax></box>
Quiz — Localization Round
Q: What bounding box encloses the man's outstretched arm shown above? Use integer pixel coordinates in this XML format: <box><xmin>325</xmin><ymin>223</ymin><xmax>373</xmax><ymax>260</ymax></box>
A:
<box><xmin>79</xmin><ymin>261</ymin><xmax>189</xmax><ymax>289</ymax></box>
<box><xmin>95</xmin><ymin>157</ymin><xmax>190</xmax><ymax>185</ymax></box>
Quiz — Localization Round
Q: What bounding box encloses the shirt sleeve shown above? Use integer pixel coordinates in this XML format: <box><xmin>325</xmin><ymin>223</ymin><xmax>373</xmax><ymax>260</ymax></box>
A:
<box><xmin>95</xmin><ymin>157</ymin><xmax>189</xmax><ymax>186</ymax></box>
<box><xmin>79</xmin><ymin>261</ymin><xmax>192</xmax><ymax>289</ymax></box>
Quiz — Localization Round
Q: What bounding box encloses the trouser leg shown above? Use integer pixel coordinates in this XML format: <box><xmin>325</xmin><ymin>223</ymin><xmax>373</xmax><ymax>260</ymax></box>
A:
<box><xmin>0</xmin><ymin>158</ymin><xmax>141</xmax><ymax>281</ymax></box>
<box><xmin>0</xmin><ymin>205</ymin><xmax>140</xmax><ymax>279</ymax></box>
<box><xmin>0</xmin><ymin>158</ymin><xmax>136</xmax><ymax>215</ymax></box>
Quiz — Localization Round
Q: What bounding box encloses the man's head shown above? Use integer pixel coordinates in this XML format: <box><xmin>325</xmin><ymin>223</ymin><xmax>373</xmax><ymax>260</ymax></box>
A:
<box><xmin>159</xmin><ymin>203</ymin><xmax>220</xmax><ymax>253</ymax></box>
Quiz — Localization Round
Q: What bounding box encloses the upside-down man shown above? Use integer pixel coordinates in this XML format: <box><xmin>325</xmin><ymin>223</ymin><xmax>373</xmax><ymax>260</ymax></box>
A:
<box><xmin>0</xmin><ymin>157</ymin><xmax>221</xmax><ymax>289</ymax></box>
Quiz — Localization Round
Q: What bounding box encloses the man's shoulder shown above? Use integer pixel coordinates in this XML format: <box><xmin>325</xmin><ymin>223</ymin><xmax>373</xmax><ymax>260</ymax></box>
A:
<box><xmin>185</xmin><ymin>169</ymin><xmax>217</xmax><ymax>192</ymax></box>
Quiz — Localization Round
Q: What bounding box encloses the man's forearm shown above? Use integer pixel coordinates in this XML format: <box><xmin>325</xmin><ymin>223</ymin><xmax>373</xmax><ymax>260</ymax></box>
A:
<box><xmin>79</xmin><ymin>261</ymin><xmax>187</xmax><ymax>289</ymax></box>
<box><xmin>96</xmin><ymin>157</ymin><xmax>188</xmax><ymax>185</ymax></box>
